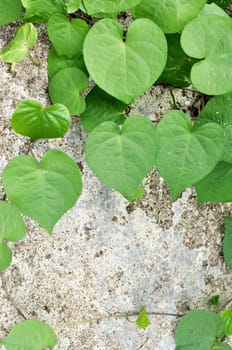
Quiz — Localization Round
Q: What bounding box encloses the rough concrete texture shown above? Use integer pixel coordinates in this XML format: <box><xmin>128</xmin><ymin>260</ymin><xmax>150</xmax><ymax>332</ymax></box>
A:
<box><xmin>0</xmin><ymin>22</ymin><xmax>232</xmax><ymax>350</ymax></box>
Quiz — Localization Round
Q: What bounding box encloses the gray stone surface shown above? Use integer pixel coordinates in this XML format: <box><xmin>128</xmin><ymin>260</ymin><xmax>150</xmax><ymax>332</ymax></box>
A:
<box><xmin>0</xmin><ymin>22</ymin><xmax>232</xmax><ymax>350</ymax></box>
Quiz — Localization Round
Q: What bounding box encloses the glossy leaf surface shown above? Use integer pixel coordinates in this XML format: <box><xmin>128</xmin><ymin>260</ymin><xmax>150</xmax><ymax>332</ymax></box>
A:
<box><xmin>181</xmin><ymin>15</ymin><xmax>232</xmax><ymax>95</ymax></box>
<box><xmin>83</xmin><ymin>18</ymin><xmax>167</xmax><ymax>104</ymax></box>
<box><xmin>156</xmin><ymin>110</ymin><xmax>224</xmax><ymax>200</ymax></box>
<box><xmin>11</xmin><ymin>100</ymin><xmax>71</xmax><ymax>141</ymax></box>
<box><xmin>132</xmin><ymin>0</ymin><xmax>207</xmax><ymax>33</ymax></box>
<box><xmin>47</xmin><ymin>14</ymin><xmax>88</xmax><ymax>58</ymax></box>
<box><xmin>1</xmin><ymin>320</ymin><xmax>57</xmax><ymax>350</ymax></box>
<box><xmin>2</xmin><ymin>150</ymin><xmax>82</xmax><ymax>233</ymax></box>
<box><xmin>85</xmin><ymin>116</ymin><xmax>158</xmax><ymax>201</ymax></box>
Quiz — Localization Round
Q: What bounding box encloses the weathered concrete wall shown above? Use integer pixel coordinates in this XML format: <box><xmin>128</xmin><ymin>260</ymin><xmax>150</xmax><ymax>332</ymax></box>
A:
<box><xmin>0</xmin><ymin>23</ymin><xmax>232</xmax><ymax>350</ymax></box>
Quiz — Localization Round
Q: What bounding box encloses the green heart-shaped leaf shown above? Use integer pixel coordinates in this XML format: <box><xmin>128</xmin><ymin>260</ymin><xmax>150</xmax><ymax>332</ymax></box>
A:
<box><xmin>82</xmin><ymin>0</ymin><xmax>142</xmax><ymax>15</ymax></box>
<box><xmin>11</xmin><ymin>100</ymin><xmax>71</xmax><ymax>141</ymax></box>
<box><xmin>132</xmin><ymin>0</ymin><xmax>207</xmax><ymax>34</ymax></box>
<box><xmin>195</xmin><ymin>93</ymin><xmax>232</xmax><ymax>163</ymax></box>
<box><xmin>2</xmin><ymin>150</ymin><xmax>82</xmax><ymax>233</ymax></box>
<box><xmin>48</xmin><ymin>46</ymin><xmax>87</xmax><ymax>79</ymax></box>
<box><xmin>136</xmin><ymin>306</ymin><xmax>151</xmax><ymax>329</ymax></box>
<box><xmin>1</xmin><ymin>320</ymin><xmax>57</xmax><ymax>350</ymax></box>
<box><xmin>181</xmin><ymin>15</ymin><xmax>232</xmax><ymax>95</ymax></box>
<box><xmin>0</xmin><ymin>0</ymin><xmax>22</xmax><ymax>25</ymax></box>
<box><xmin>83</xmin><ymin>18</ymin><xmax>167</xmax><ymax>104</ymax></box>
<box><xmin>0</xmin><ymin>243</ymin><xmax>12</xmax><ymax>272</ymax></box>
<box><xmin>156</xmin><ymin>110</ymin><xmax>224</xmax><ymax>200</ymax></box>
<box><xmin>0</xmin><ymin>23</ymin><xmax>37</xmax><ymax>63</ymax></box>
<box><xmin>47</xmin><ymin>14</ymin><xmax>89</xmax><ymax>58</ymax></box>
<box><xmin>223</xmin><ymin>217</ymin><xmax>232</xmax><ymax>269</ymax></box>
<box><xmin>81</xmin><ymin>86</ymin><xmax>127</xmax><ymax>132</ymax></box>
<box><xmin>85</xmin><ymin>116</ymin><xmax>158</xmax><ymax>201</ymax></box>
<box><xmin>195</xmin><ymin>161</ymin><xmax>232</xmax><ymax>202</ymax></box>
<box><xmin>48</xmin><ymin>67</ymin><xmax>88</xmax><ymax>115</ymax></box>
<box><xmin>175</xmin><ymin>310</ymin><xmax>226</xmax><ymax>350</ymax></box>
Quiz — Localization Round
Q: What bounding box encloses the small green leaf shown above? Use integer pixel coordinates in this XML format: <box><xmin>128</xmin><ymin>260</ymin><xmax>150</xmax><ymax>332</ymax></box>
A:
<box><xmin>85</xmin><ymin>116</ymin><xmax>158</xmax><ymax>201</ymax></box>
<box><xmin>0</xmin><ymin>23</ymin><xmax>37</xmax><ymax>64</ymax></box>
<box><xmin>136</xmin><ymin>306</ymin><xmax>151</xmax><ymax>329</ymax></box>
<box><xmin>82</xmin><ymin>0</ymin><xmax>142</xmax><ymax>15</ymax></box>
<box><xmin>195</xmin><ymin>162</ymin><xmax>232</xmax><ymax>202</ymax></box>
<box><xmin>48</xmin><ymin>46</ymin><xmax>87</xmax><ymax>79</ymax></box>
<box><xmin>11</xmin><ymin>100</ymin><xmax>71</xmax><ymax>141</ymax></box>
<box><xmin>132</xmin><ymin>0</ymin><xmax>207</xmax><ymax>34</ymax></box>
<box><xmin>223</xmin><ymin>217</ymin><xmax>232</xmax><ymax>269</ymax></box>
<box><xmin>175</xmin><ymin>310</ymin><xmax>226</xmax><ymax>350</ymax></box>
<box><xmin>49</xmin><ymin>67</ymin><xmax>88</xmax><ymax>115</ymax></box>
<box><xmin>83</xmin><ymin>18</ymin><xmax>167</xmax><ymax>104</ymax></box>
<box><xmin>47</xmin><ymin>14</ymin><xmax>89</xmax><ymax>59</ymax></box>
<box><xmin>0</xmin><ymin>243</ymin><xmax>12</xmax><ymax>272</ymax></box>
<box><xmin>181</xmin><ymin>15</ymin><xmax>232</xmax><ymax>95</ymax></box>
<box><xmin>0</xmin><ymin>0</ymin><xmax>22</xmax><ymax>26</ymax></box>
<box><xmin>221</xmin><ymin>310</ymin><xmax>232</xmax><ymax>335</ymax></box>
<box><xmin>195</xmin><ymin>93</ymin><xmax>232</xmax><ymax>163</ymax></box>
<box><xmin>1</xmin><ymin>320</ymin><xmax>56</xmax><ymax>350</ymax></box>
<box><xmin>2</xmin><ymin>150</ymin><xmax>82</xmax><ymax>234</ymax></box>
<box><xmin>156</xmin><ymin>110</ymin><xmax>224</xmax><ymax>200</ymax></box>
<box><xmin>81</xmin><ymin>86</ymin><xmax>127</xmax><ymax>132</ymax></box>
<box><xmin>159</xmin><ymin>33</ymin><xmax>198</xmax><ymax>88</ymax></box>
<box><xmin>212</xmin><ymin>295</ymin><xmax>220</xmax><ymax>308</ymax></box>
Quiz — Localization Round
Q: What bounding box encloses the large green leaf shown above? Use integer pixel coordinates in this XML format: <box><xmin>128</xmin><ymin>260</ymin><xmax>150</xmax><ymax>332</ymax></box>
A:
<box><xmin>1</xmin><ymin>320</ymin><xmax>56</xmax><ymax>350</ymax></box>
<box><xmin>85</xmin><ymin>116</ymin><xmax>158</xmax><ymax>201</ymax></box>
<box><xmin>156</xmin><ymin>110</ymin><xmax>224</xmax><ymax>200</ymax></box>
<box><xmin>11</xmin><ymin>100</ymin><xmax>71</xmax><ymax>141</ymax></box>
<box><xmin>0</xmin><ymin>243</ymin><xmax>12</xmax><ymax>272</ymax></box>
<box><xmin>196</xmin><ymin>93</ymin><xmax>232</xmax><ymax>163</ymax></box>
<box><xmin>48</xmin><ymin>46</ymin><xmax>87</xmax><ymax>79</ymax></box>
<box><xmin>132</xmin><ymin>0</ymin><xmax>207</xmax><ymax>34</ymax></box>
<box><xmin>175</xmin><ymin>310</ymin><xmax>226</xmax><ymax>350</ymax></box>
<box><xmin>82</xmin><ymin>0</ymin><xmax>142</xmax><ymax>15</ymax></box>
<box><xmin>221</xmin><ymin>309</ymin><xmax>232</xmax><ymax>335</ymax></box>
<box><xmin>223</xmin><ymin>217</ymin><xmax>232</xmax><ymax>269</ymax></box>
<box><xmin>0</xmin><ymin>23</ymin><xmax>37</xmax><ymax>64</ymax></box>
<box><xmin>48</xmin><ymin>67</ymin><xmax>88</xmax><ymax>115</ymax></box>
<box><xmin>0</xmin><ymin>0</ymin><xmax>22</xmax><ymax>26</ymax></box>
<box><xmin>195</xmin><ymin>161</ymin><xmax>232</xmax><ymax>202</ymax></box>
<box><xmin>81</xmin><ymin>86</ymin><xmax>127</xmax><ymax>132</ymax></box>
<box><xmin>47</xmin><ymin>14</ymin><xmax>88</xmax><ymax>58</ymax></box>
<box><xmin>181</xmin><ymin>15</ymin><xmax>232</xmax><ymax>95</ymax></box>
<box><xmin>83</xmin><ymin>18</ymin><xmax>167</xmax><ymax>104</ymax></box>
<box><xmin>2</xmin><ymin>150</ymin><xmax>82</xmax><ymax>234</ymax></box>
<box><xmin>159</xmin><ymin>34</ymin><xmax>198</xmax><ymax>88</ymax></box>
<box><xmin>22</xmin><ymin>0</ymin><xmax>80</xmax><ymax>22</ymax></box>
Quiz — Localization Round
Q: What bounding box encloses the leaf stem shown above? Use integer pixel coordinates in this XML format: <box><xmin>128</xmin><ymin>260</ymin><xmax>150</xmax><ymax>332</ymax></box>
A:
<box><xmin>0</xmin><ymin>93</ymin><xmax>21</xmax><ymax>102</ymax></box>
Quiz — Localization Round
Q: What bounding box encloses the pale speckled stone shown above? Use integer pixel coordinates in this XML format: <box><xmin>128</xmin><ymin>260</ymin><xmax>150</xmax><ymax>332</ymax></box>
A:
<box><xmin>1</xmin><ymin>21</ymin><xmax>232</xmax><ymax>350</ymax></box>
